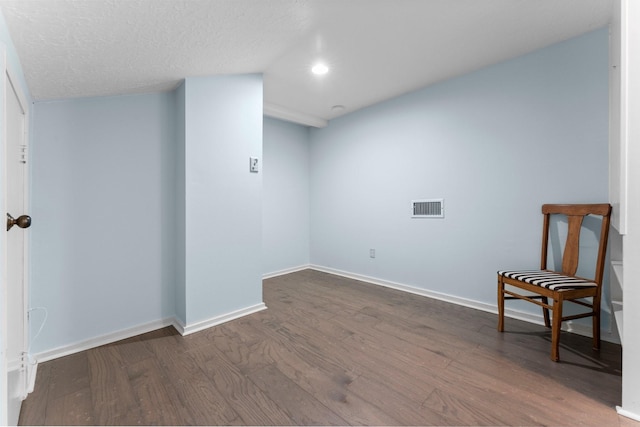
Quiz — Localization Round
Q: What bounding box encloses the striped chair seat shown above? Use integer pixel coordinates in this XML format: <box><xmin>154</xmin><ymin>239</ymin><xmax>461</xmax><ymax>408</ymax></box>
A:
<box><xmin>498</xmin><ymin>270</ymin><xmax>597</xmax><ymax>291</ymax></box>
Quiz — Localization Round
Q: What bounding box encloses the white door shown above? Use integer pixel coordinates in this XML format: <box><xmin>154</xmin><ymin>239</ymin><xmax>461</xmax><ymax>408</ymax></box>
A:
<box><xmin>3</xmin><ymin>68</ymin><xmax>30</xmax><ymax>426</ymax></box>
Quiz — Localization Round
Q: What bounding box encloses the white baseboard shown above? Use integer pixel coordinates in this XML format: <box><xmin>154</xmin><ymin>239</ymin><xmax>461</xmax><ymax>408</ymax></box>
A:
<box><xmin>310</xmin><ymin>263</ymin><xmax>503</xmax><ymax>314</ymax></box>
<box><xmin>30</xmin><ymin>266</ymin><xmax>618</xmax><ymax>365</ymax></box>
<box><xmin>308</xmin><ymin>264</ymin><xmax>619</xmax><ymax>344</ymax></box>
<box><xmin>6</xmin><ymin>356</ymin><xmax>36</xmax><ymax>399</ymax></box>
<box><xmin>173</xmin><ymin>303</ymin><xmax>267</xmax><ymax>336</ymax></box>
<box><xmin>565</xmin><ymin>319</ymin><xmax>620</xmax><ymax>344</ymax></box>
<box><xmin>34</xmin><ymin>317</ymin><xmax>175</xmax><ymax>363</ymax></box>
<box><xmin>617</xmin><ymin>406</ymin><xmax>640</xmax><ymax>422</ymax></box>
<box><xmin>27</xmin><ymin>362</ymin><xmax>37</xmax><ymax>394</ymax></box>
<box><xmin>33</xmin><ymin>302</ymin><xmax>269</xmax><ymax>363</ymax></box>
<box><xmin>263</xmin><ymin>264</ymin><xmax>311</xmax><ymax>280</ymax></box>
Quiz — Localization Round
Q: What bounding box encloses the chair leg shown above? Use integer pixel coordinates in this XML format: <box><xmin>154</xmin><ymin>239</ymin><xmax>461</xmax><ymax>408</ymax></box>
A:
<box><xmin>541</xmin><ymin>297</ymin><xmax>550</xmax><ymax>328</ymax></box>
<box><xmin>592</xmin><ymin>296</ymin><xmax>601</xmax><ymax>350</ymax></box>
<box><xmin>551</xmin><ymin>298</ymin><xmax>563</xmax><ymax>362</ymax></box>
<box><xmin>497</xmin><ymin>276</ymin><xmax>505</xmax><ymax>332</ymax></box>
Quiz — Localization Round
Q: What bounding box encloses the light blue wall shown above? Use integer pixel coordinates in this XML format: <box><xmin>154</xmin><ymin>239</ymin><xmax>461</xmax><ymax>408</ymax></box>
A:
<box><xmin>12</xmin><ymin>20</ymin><xmax>612</xmax><ymax>355</ymax></box>
<box><xmin>30</xmin><ymin>92</ymin><xmax>177</xmax><ymax>353</ymax></box>
<box><xmin>263</xmin><ymin>118</ymin><xmax>310</xmax><ymax>275</ymax></box>
<box><xmin>182</xmin><ymin>75</ymin><xmax>263</xmax><ymax>324</ymax></box>
<box><xmin>30</xmin><ymin>74</ymin><xmax>265</xmax><ymax>350</ymax></box>
<box><xmin>309</xmin><ymin>29</ymin><xmax>610</xmax><ymax>325</ymax></box>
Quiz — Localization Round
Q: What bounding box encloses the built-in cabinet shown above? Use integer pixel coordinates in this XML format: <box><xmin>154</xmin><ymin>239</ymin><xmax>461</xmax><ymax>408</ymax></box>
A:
<box><xmin>609</xmin><ymin>0</ymin><xmax>640</xmax><ymax>421</ymax></box>
<box><xmin>608</xmin><ymin>0</ymin><xmax>625</xmax><ymax>342</ymax></box>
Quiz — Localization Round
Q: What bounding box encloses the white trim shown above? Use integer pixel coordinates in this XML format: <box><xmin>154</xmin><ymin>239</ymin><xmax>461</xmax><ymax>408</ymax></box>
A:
<box><xmin>6</xmin><ymin>358</ymin><xmax>21</xmax><ymax>373</ymax></box>
<box><xmin>25</xmin><ymin>265</ymin><xmax>619</xmax><ymax>369</ymax></box>
<box><xmin>2</xmin><ymin>43</ymin><xmax>34</xmax><ymax>423</ymax></box>
<box><xmin>171</xmin><ymin>318</ymin><xmax>185</xmax><ymax>335</ymax></box>
<box><xmin>33</xmin><ymin>318</ymin><xmax>175</xmax><ymax>363</ymax></box>
<box><xmin>0</xmin><ymin>42</ymin><xmax>8</xmax><ymax>427</ymax></box>
<box><xmin>263</xmin><ymin>264</ymin><xmax>311</xmax><ymax>280</ymax></box>
<box><xmin>310</xmin><ymin>264</ymin><xmax>501</xmax><ymax>313</ymax></box>
<box><xmin>32</xmin><ymin>302</ymin><xmax>268</xmax><ymax>362</ymax></box>
<box><xmin>174</xmin><ymin>303</ymin><xmax>267</xmax><ymax>336</ymax></box>
<box><xmin>619</xmin><ymin>0</ymin><xmax>629</xmax><ymax>234</ymax></box>
<box><xmin>5</xmin><ymin>65</ymin><xmax>28</xmax><ymax>117</ymax></box>
<box><xmin>308</xmin><ymin>265</ymin><xmax>620</xmax><ymax>344</ymax></box>
<box><xmin>565</xmin><ymin>319</ymin><xmax>620</xmax><ymax>345</ymax></box>
<box><xmin>26</xmin><ymin>363</ymin><xmax>36</xmax><ymax>394</ymax></box>
<box><xmin>263</xmin><ymin>102</ymin><xmax>328</xmax><ymax>128</ymax></box>
<box><xmin>617</xmin><ymin>406</ymin><xmax>640</xmax><ymax>422</ymax></box>
<box><xmin>6</xmin><ymin>60</ymin><xmax>31</xmax><ymax>406</ymax></box>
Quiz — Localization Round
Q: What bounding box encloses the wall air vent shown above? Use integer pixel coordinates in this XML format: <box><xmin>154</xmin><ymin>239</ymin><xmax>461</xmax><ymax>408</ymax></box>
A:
<box><xmin>412</xmin><ymin>199</ymin><xmax>444</xmax><ymax>218</ymax></box>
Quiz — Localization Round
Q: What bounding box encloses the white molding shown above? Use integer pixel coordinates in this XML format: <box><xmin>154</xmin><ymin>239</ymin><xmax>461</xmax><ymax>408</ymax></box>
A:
<box><xmin>32</xmin><ymin>302</ymin><xmax>268</xmax><ymax>362</ymax></box>
<box><xmin>33</xmin><ymin>317</ymin><xmax>175</xmax><ymax>363</ymax></box>
<box><xmin>263</xmin><ymin>264</ymin><xmax>311</xmax><ymax>280</ymax></box>
<box><xmin>566</xmin><ymin>318</ymin><xmax>620</xmax><ymax>345</ymax></box>
<box><xmin>171</xmin><ymin>318</ymin><xmax>185</xmax><ymax>335</ymax></box>
<box><xmin>617</xmin><ymin>406</ymin><xmax>640</xmax><ymax>422</ymax></box>
<box><xmin>308</xmin><ymin>265</ymin><xmax>619</xmax><ymax>344</ymax></box>
<box><xmin>27</xmin><ymin>265</ymin><xmax>619</xmax><ymax>364</ymax></box>
<box><xmin>0</xmin><ymin>43</ymin><xmax>8</xmax><ymax>427</ymax></box>
<box><xmin>3</xmin><ymin>45</ymin><xmax>32</xmax><ymax>422</ymax></box>
<box><xmin>263</xmin><ymin>102</ymin><xmax>328</xmax><ymax>128</ymax></box>
<box><xmin>6</xmin><ymin>357</ymin><xmax>21</xmax><ymax>373</ymax></box>
<box><xmin>310</xmin><ymin>264</ymin><xmax>503</xmax><ymax>313</ymax></box>
<box><xmin>174</xmin><ymin>303</ymin><xmax>267</xmax><ymax>336</ymax></box>
<box><xmin>27</xmin><ymin>363</ymin><xmax>37</xmax><ymax>394</ymax></box>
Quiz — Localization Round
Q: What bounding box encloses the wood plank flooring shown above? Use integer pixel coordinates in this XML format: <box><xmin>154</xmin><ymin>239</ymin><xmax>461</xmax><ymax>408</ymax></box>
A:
<box><xmin>19</xmin><ymin>269</ymin><xmax>636</xmax><ymax>426</ymax></box>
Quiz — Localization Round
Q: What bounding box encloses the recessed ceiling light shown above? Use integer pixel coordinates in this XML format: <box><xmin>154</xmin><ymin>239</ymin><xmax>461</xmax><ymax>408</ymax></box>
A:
<box><xmin>331</xmin><ymin>105</ymin><xmax>345</xmax><ymax>113</ymax></box>
<box><xmin>311</xmin><ymin>63</ymin><xmax>329</xmax><ymax>75</ymax></box>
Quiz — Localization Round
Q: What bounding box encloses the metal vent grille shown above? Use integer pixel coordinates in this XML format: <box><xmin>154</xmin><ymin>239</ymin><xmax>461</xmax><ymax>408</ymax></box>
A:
<box><xmin>412</xmin><ymin>199</ymin><xmax>444</xmax><ymax>218</ymax></box>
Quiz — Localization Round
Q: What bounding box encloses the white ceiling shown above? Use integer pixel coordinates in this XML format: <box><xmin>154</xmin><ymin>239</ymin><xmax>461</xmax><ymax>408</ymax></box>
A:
<box><xmin>0</xmin><ymin>0</ymin><xmax>612</xmax><ymax>127</ymax></box>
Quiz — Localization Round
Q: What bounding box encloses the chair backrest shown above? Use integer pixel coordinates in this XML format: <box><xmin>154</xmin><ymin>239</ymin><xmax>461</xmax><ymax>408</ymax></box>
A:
<box><xmin>540</xmin><ymin>204</ymin><xmax>612</xmax><ymax>285</ymax></box>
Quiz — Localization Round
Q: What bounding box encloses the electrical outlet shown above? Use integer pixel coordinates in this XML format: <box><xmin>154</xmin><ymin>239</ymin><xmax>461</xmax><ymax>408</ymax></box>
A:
<box><xmin>369</xmin><ymin>249</ymin><xmax>375</xmax><ymax>258</ymax></box>
<box><xmin>249</xmin><ymin>157</ymin><xmax>259</xmax><ymax>172</ymax></box>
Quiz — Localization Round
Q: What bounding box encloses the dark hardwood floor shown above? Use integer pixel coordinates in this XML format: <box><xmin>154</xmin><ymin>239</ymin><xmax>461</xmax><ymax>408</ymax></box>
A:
<box><xmin>19</xmin><ymin>269</ymin><xmax>636</xmax><ymax>426</ymax></box>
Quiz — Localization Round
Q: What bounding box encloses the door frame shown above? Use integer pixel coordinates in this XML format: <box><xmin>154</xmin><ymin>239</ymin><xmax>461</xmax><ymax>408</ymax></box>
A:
<box><xmin>1</xmin><ymin>44</ymin><xmax>31</xmax><ymax>425</ymax></box>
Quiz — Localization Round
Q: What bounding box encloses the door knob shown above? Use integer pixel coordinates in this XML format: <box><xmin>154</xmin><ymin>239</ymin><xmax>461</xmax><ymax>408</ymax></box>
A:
<box><xmin>7</xmin><ymin>213</ymin><xmax>31</xmax><ymax>231</ymax></box>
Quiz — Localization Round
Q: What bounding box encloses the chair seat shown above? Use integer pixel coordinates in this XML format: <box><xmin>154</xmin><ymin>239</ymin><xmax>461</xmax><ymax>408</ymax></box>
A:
<box><xmin>498</xmin><ymin>270</ymin><xmax>597</xmax><ymax>291</ymax></box>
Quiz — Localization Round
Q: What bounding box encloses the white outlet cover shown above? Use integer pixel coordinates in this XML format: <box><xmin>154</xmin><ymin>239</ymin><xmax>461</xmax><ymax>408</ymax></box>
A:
<box><xmin>250</xmin><ymin>157</ymin><xmax>259</xmax><ymax>172</ymax></box>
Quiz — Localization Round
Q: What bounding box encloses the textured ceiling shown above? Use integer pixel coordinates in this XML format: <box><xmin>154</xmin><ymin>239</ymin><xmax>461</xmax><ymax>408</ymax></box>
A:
<box><xmin>0</xmin><ymin>0</ymin><xmax>612</xmax><ymax>126</ymax></box>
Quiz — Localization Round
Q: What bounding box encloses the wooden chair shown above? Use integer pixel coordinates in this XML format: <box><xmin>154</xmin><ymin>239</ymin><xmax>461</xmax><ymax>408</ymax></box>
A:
<box><xmin>497</xmin><ymin>204</ymin><xmax>612</xmax><ymax>362</ymax></box>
